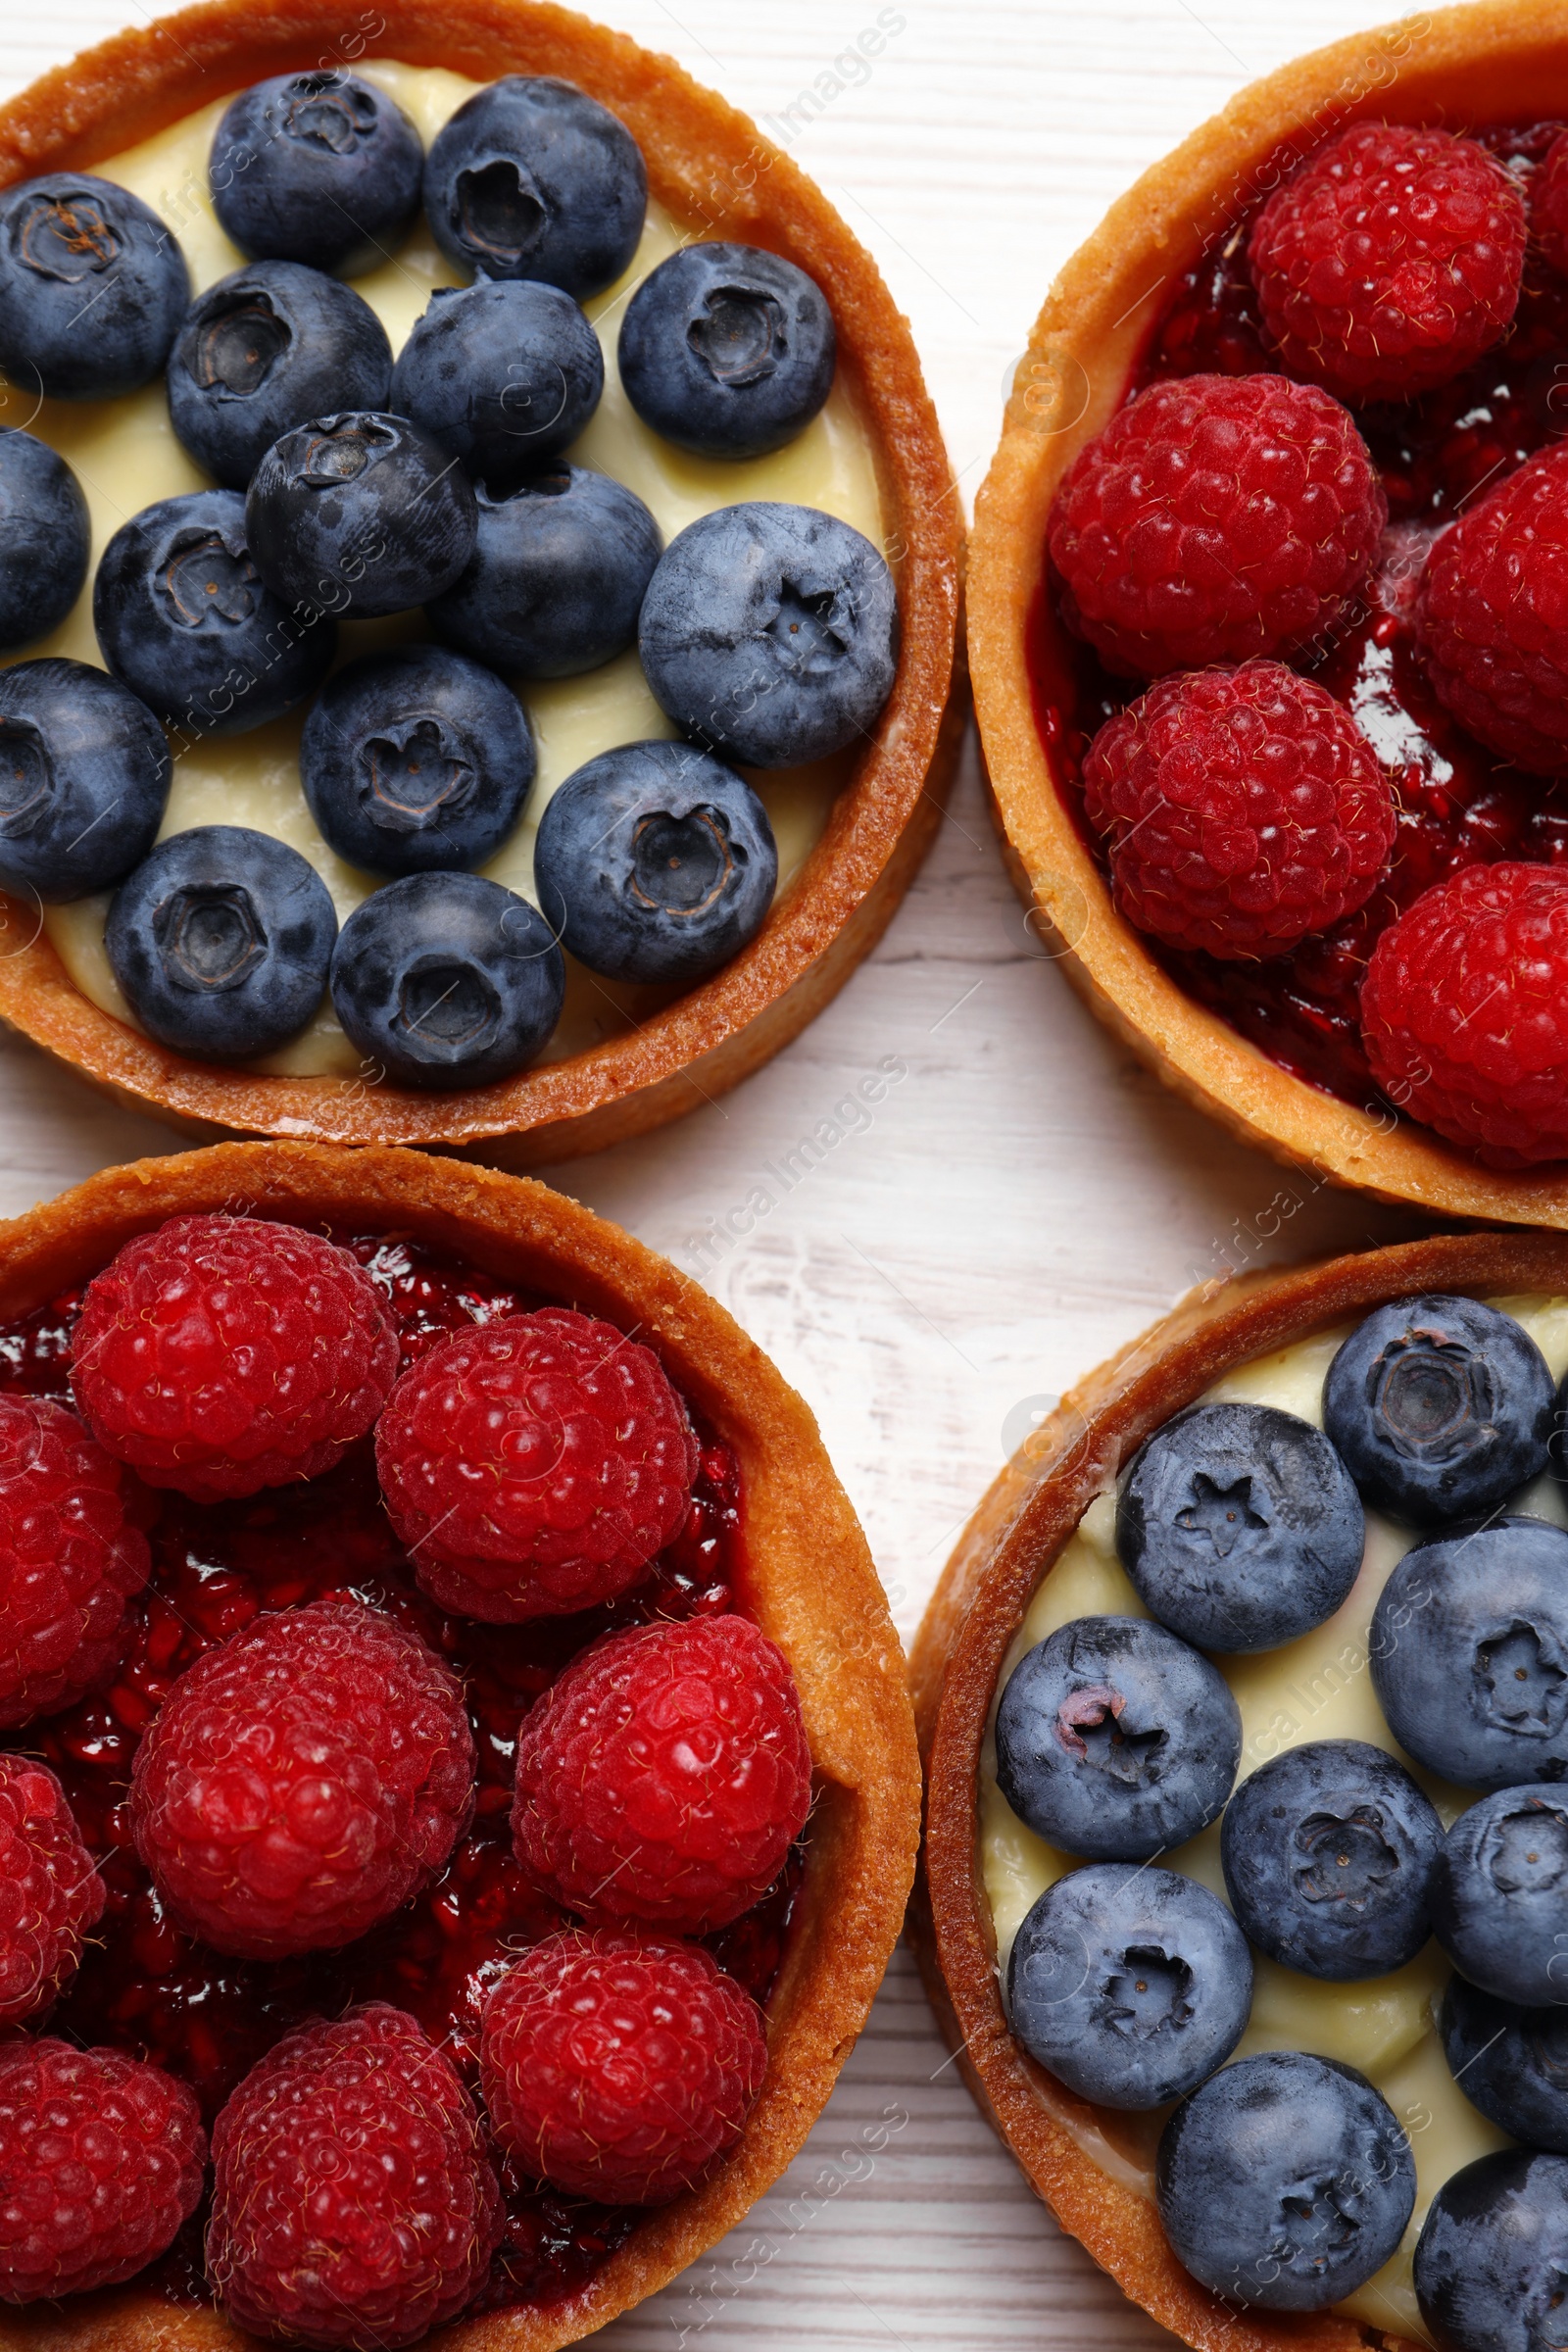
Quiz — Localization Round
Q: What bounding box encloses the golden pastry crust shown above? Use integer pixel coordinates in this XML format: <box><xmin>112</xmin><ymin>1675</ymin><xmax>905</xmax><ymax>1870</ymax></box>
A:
<box><xmin>0</xmin><ymin>1139</ymin><xmax>921</xmax><ymax>2351</ymax></box>
<box><xmin>910</xmin><ymin>1227</ymin><xmax>1568</xmax><ymax>2352</ymax></box>
<box><xmin>0</xmin><ymin>0</ymin><xmax>964</xmax><ymax>1163</ymax></box>
<box><xmin>968</xmin><ymin>0</ymin><xmax>1568</xmax><ymax>1229</ymax></box>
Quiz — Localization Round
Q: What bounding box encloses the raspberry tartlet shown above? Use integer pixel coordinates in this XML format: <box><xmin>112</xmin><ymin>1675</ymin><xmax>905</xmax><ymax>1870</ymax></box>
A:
<box><xmin>0</xmin><ymin>1141</ymin><xmax>918</xmax><ymax>2350</ymax></box>
<box><xmin>912</xmin><ymin>1227</ymin><xmax>1568</xmax><ymax>2352</ymax></box>
<box><xmin>0</xmin><ymin>0</ymin><xmax>961</xmax><ymax>1164</ymax></box>
<box><xmin>971</xmin><ymin>4</ymin><xmax>1568</xmax><ymax>1223</ymax></box>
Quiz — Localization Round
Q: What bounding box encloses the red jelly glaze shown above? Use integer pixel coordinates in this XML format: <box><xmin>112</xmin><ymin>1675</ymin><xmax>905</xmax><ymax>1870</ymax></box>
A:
<box><xmin>0</xmin><ymin>1236</ymin><xmax>785</xmax><ymax>2319</ymax></box>
<box><xmin>0</xmin><ymin>1289</ymin><xmax>83</xmax><ymax>1402</ymax></box>
<box><xmin>1033</xmin><ymin>118</ymin><xmax>1568</xmax><ymax>1115</ymax></box>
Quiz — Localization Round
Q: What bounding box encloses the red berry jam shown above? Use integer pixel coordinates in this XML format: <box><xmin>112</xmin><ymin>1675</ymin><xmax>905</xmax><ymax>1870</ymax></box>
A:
<box><xmin>0</xmin><ymin>1235</ymin><xmax>781</xmax><ymax>2319</ymax></box>
<box><xmin>0</xmin><ymin>1288</ymin><xmax>82</xmax><ymax>1401</ymax></box>
<box><xmin>1034</xmin><ymin>118</ymin><xmax>1568</xmax><ymax>1117</ymax></box>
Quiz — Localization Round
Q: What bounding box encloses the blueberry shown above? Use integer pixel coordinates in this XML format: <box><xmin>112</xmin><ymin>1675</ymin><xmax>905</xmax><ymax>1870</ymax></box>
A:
<box><xmin>1156</xmin><ymin>2051</ymin><xmax>1415</xmax><ymax>2312</ymax></box>
<box><xmin>618</xmin><ymin>243</ymin><xmax>836</xmax><ymax>460</ymax></box>
<box><xmin>422</xmin><ymin>75</ymin><xmax>646</xmax><ymax>299</ymax></box>
<box><xmin>533</xmin><ymin>741</ymin><xmax>776</xmax><ymax>986</ymax></box>
<box><xmin>107</xmin><ymin>825</ymin><xmax>336</xmax><ymax>1059</ymax></box>
<box><xmin>390</xmin><ymin>279</ymin><xmax>603</xmax><ymax>488</ymax></box>
<box><xmin>93</xmin><ymin>488</ymin><xmax>335</xmax><ymax>738</ymax></box>
<box><xmin>1005</xmin><ymin>1863</ymin><xmax>1252</xmax><ymax>2109</ymax></box>
<box><xmin>0</xmin><ymin>659</ymin><xmax>169</xmax><ymax>903</ymax></box>
<box><xmin>1414</xmin><ymin>2150</ymin><xmax>1568</xmax><ymax>2352</ymax></box>
<box><xmin>1219</xmin><ymin>1740</ymin><xmax>1443</xmax><ymax>1981</ymax></box>
<box><xmin>209</xmin><ymin>73</ymin><xmax>422</xmax><ymax>275</ymax></box>
<box><xmin>1441</xmin><ymin>1974</ymin><xmax>1568</xmax><ymax>2153</ymax></box>
<box><xmin>167</xmin><ymin>261</ymin><xmax>392</xmax><ymax>490</ymax></box>
<box><xmin>0</xmin><ymin>428</ymin><xmax>88</xmax><ymax>652</ymax></box>
<box><xmin>329</xmin><ymin>871</ymin><xmax>564</xmax><ymax>1089</ymax></box>
<box><xmin>246</xmin><ymin>412</ymin><xmax>477</xmax><ymax>620</ymax></box>
<box><xmin>0</xmin><ymin>173</ymin><xmax>187</xmax><ymax>399</ymax></box>
<box><xmin>1370</xmin><ymin>1516</ymin><xmax>1568</xmax><ymax>1790</ymax></box>
<box><xmin>1116</xmin><ymin>1401</ymin><xmax>1364</xmax><ymax>1654</ymax></box>
<box><xmin>299</xmin><ymin>644</ymin><xmax>534</xmax><ymax>877</ymax></box>
<box><xmin>995</xmin><ymin>1614</ymin><xmax>1240</xmax><ymax>1862</ymax></box>
<box><xmin>639</xmin><ymin>502</ymin><xmax>897</xmax><ymax>767</ymax></box>
<box><xmin>1431</xmin><ymin>1785</ymin><xmax>1568</xmax><ymax>2005</ymax></box>
<box><xmin>1325</xmin><ymin>1295</ymin><xmax>1555</xmax><ymax>1528</ymax></box>
<box><xmin>427</xmin><ymin>463</ymin><xmax>661</xmax><ymax>679</ymax></box>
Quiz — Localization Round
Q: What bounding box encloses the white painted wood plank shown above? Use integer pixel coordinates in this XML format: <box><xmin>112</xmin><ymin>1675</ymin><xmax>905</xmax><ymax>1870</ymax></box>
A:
<box><xmin>0</xmin><ymin>7</ymin><xmax>1450</xmax><ymax>2343</ymax></box>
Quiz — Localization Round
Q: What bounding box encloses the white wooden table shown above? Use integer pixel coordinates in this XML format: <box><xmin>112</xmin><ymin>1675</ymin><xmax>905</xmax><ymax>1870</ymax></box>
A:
<box><xmin>0</xmin><ymin>5</ymin><xmax>1455</xmax><ymax>2342</ymax></box>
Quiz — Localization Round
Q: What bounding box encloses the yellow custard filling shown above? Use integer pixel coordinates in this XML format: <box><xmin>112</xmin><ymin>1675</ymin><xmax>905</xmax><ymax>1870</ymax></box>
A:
<box><xmin>979</xmin><ymin>1294</ymin><xmax>1568</xmax><ymax>2347</ymax></box>
<box><xmin>10</xmin><ymin>62</ymin><xmax>885</xmax><ymax>1078</ymax></box>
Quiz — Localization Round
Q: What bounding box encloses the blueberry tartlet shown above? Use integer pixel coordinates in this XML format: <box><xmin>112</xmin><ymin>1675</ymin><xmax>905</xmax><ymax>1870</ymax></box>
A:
<box><xmin>0</xmin><ymin>1139</ymin><xmax>918</xmax><ymax>2350</ymax></box>
<box><xmin>913</xmin><ymin>1229</ymin><xmax>1568</xmax><ymax>2352</ymax></box>
<box><xmin>0</xmin><ymin>0</ymin><xmax>960</xmax><ymax>1159</ymax></box>
<box><xmin>970</xmin><ymin>8</ymin><xmax>1568</xmax><ymax>1225</ymax></box>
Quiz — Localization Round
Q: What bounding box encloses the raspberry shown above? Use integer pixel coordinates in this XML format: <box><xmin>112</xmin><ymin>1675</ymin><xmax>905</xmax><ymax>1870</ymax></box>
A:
<box><xmin>0</xmin><ymin>2037</ymin><xmax>205</xmax><ymax>2301</ymax></box>
<box><xmin>513</xmin><ymin>1614</ymin><xmax>811</xmax><ymax>1932</ymax></box>
<box><xmin>480</xmin><ymin>1929</ymin><xmax>767</xmax><ymax>2204</ymax></box>
<box><xmin>0</xmin><ymin>1394</ymin><xmax>150</xmax><ymax>1725</ymax></box>
<box><xmin>1081</xmin><ymin>662</ymin><xmax>1396</xmax><ymax>958</ymax></box>
<box><xmin>73</xmin><ymin>1213</ymin><xmax>398</xmax><ymax>1502</ymax></box>
<box><xmin>1048</xmin><ymin>373</ymin><xmax>1386</xmax><ymax>677</ymax></box>
<box><xmin>1415</xmin><ymin>445</ymin><xmax>1568</xmax><ymax>772</ymax></box>
<box><xmin>0</xmin><ymin>1755</ymin><xmax>104</xmax><ymax>2028</ymax></box>
<box><xmin>1360</xmin><ymin>861</ymin><xmax>1568</xmax><ymax>1166</ymax></box>
<box><xmin>130</xmin><ymin>1595</ymin><xmax>475</xmax><ymax>1958</ymax></box>
<box><xmin>376</xmin><ymin>1308</ymin><xmax>698</xmax><ymax>1622</ymax></box>
<box><xmin>1248</xmin><ymin>122</ymin><xmax>1526</xmax><ymax>402</ymax></box>
<box><xmin>1532</xmin><ymin>128</ymin><xmax>1568</xmax><ymax>277</ymax></box>
<box><xmin>207</xmin><ymin>2003</ymin><xmax>500</xmax><ymax>2348</ymax></box>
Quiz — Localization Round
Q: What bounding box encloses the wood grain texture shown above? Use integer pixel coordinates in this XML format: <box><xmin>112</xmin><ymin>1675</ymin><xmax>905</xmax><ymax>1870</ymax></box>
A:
<box><xmin>0</xmin><ymin>5</ymin><xmax>1451</xmax><ymax>2345</ymax></box>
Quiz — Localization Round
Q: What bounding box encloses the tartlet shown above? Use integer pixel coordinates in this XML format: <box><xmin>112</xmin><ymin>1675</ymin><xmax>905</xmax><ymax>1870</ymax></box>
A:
<box><xmin>0</xmin><ymin>1138</ymin><xmax>921</xmax><ymax>2350</ymax></box>
<box><xmin>910</xmin><ymin>1228</ymin><xmax>1568</xmax><ymax>2352</ymax></box>
<box><xmin>0</xmin><ymin>0</ymin><xmax>962</xmax><ymax>1164</ymax></box>
<box><xmin>968</xmin><ymin>0</ymin><xmax>1568</xmax><ymax>1227</ymax></box>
